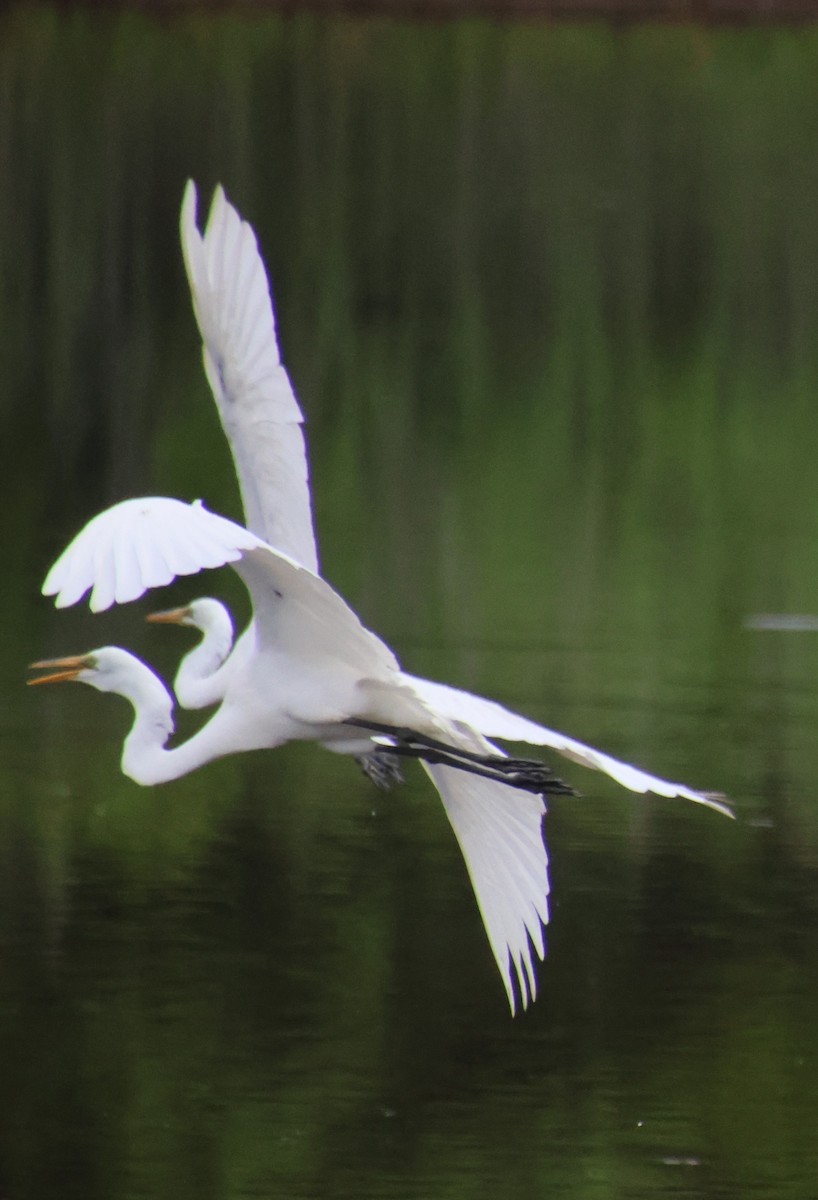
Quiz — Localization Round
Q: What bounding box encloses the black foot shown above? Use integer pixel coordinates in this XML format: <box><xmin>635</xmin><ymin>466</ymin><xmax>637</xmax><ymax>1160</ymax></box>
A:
<box><xmin>357</xmin><ymin>750</ymin><xmax>405</xmax><ymax>791</ymax></box>
<box><xmin>497</xmin><ymin>759</ymin><xmax>577</xmax><ymax>796</ymax></box>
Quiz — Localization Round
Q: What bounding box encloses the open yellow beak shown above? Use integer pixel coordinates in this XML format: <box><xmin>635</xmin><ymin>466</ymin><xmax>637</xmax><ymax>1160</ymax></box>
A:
<box><xmin>28</xmin><ymin>654</ymin><xmax>92</xmax><ymax>686</ymax></box>
<box><xmin>146</xmin><ymin>606</ymin><xmax>191</xmax><ymax>626</ymax></box>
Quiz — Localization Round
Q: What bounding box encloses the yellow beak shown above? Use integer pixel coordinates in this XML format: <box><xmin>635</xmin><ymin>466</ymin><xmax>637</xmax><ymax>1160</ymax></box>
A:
<box><xmin>146</xmin><ymin>606</ymin><xmax>191</xmax><ymax>626</ymax></box>
<box><xmin>28</xmin><ymin>654</ymin><xmax>92</xmax><ymax>686</ymax></box>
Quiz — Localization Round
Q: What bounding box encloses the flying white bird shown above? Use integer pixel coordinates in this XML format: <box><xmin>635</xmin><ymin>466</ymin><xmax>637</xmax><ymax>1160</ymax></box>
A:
<box><xmin>31</xmin><ymin>182</ymin><xmax>731</xmax><ymax>1013</ymax></box>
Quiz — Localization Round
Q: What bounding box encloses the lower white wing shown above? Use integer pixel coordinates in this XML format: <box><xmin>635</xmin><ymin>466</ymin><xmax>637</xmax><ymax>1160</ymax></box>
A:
<box><xmin>406</xmin><ymin>674</ymin><xmax>732</xmax><ymax>819</ymax></box>
<box><xmin>424</xmin><ymin>760</ymin><xmax>549</xmax><ymax>1015</ymax></box>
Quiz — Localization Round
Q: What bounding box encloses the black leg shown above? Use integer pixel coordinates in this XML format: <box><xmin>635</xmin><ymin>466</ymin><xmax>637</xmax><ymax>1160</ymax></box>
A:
<box><xmin>345</xmin><ymin>718</ymin><xmax>578</xmax><ymax>797</ymax></box>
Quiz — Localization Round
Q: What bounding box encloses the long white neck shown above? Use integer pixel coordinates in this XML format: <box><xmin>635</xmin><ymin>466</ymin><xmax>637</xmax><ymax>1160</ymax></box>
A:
<box><xmin>113</xmin><ymin>656</ymin><xmax>244</xmax><ymax>786</ymax></box>
<box><xmin>175</xmin><ymin>610</ymin><xmax>236</xmax><ymax>709</ymax></box>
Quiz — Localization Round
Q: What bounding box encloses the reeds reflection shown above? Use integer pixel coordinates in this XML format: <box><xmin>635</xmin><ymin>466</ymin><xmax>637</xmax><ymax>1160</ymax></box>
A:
<box><xmin>4</xmin><ymin>10</ymin><xmax>818</xmax><ymax>1199</ymax></box>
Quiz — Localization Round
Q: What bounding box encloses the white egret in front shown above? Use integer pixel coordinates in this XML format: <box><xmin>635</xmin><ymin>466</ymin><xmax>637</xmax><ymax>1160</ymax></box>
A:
<box><xmin>31</xmin><ymin>183</ymin><xmax>731</xmax><ymax>1013</ymax></box>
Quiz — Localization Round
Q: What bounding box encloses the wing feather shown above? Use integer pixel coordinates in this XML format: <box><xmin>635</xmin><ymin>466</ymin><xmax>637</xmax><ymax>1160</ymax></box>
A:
<box><xmin>180</xmin><ymin>181</ymin><xmax>318</xmax><ymax>571</ymax></box>
<box><xmin>42</xmin><ymin>497</ymin><xmax>263</xmax><ymax>613</ymax></box>
<box><xmin>406</xmin><ymin>674</ymin><xmax>731</xmax><ymax>818</ymax></box>
<box><xmin>41</xmin><ymin>496</ymin><xmax>402</xmax><ymax>685</ymax></box>
<box><xmin>424</xmin><ymin>761</ymin><xmax>549</xmax><ymax>1014</ymax></box>
<box><xmin>112</xmin><ymin>533</ymin><xmax>146</xmax><ymax>606</ymax></box>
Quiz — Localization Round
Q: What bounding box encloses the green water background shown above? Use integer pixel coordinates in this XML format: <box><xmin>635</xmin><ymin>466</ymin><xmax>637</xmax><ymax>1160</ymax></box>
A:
<box><xmin>2</xmin><ymin>9</ymin><xmax>818</xmax><ymax>1198</ymax></box>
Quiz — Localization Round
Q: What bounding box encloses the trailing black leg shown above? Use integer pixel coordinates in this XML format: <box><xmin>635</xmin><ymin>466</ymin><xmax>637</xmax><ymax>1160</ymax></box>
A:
<box><xmin>345</xmin><ymin>718</ymin><xmax>578</xmax><ymax>797</ymax></box>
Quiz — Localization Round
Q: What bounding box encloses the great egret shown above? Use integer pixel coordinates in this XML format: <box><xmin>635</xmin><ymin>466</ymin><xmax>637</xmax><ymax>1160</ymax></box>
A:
<box><xmin>32</xmin><ymin>183</ymin><xmax>731</xmax><ymax>1013</ymax></box>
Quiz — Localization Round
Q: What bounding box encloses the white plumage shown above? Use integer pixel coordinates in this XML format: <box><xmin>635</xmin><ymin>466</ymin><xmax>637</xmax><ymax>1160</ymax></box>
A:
<box><xmin>180</xmin><ymin>182</ymin><xmax>318</xmax><ymax>572</ymax></box>
<box><xmin>32</xmin><ymin>182</ymin><xmax>731</xmax><ymax>1013</ymax></box>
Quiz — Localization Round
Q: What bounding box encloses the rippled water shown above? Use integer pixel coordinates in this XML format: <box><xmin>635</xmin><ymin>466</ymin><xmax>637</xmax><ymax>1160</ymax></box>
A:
<box><xmin>4</xmin><ymin>10</ymin><xmax>818</xmax><ymax>1198</ymax></box>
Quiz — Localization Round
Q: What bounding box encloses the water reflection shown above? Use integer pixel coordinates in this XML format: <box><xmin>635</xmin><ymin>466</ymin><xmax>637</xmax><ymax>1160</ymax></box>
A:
<box><xmin>4</xmin><ymin>8</ymin><xmax>818</xmax><ymax>1200</ymax></box>
<box><xmin>746</xmin><ymin>613</ymin><xmax>818</xmax><ymax>631</ymax></box>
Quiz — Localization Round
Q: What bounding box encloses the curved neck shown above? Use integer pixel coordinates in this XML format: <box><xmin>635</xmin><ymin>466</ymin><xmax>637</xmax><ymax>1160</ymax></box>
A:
<box><xmin>175</xmin><ymin>641</ymin><xmax>231</xmax><ymax>710</ymax></box>
<box><xmin>118</xmin><ymin>666</ymin><xmax>177</xmax><ymax>784</ymax></box>
<box><xmin>174</xmin><ymin>615</ymin><xmax>235</xmax><ymax>710</ymax></box>
<box><xmin>117</xmin><ymin>660</ymin><xmax>240</xmax><ymax>786</ymax></box>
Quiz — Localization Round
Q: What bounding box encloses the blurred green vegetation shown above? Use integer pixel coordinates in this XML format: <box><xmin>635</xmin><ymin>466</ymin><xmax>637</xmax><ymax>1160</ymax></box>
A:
<box><xmin>4</xmin><ymin>8</ymin><xmax>818</xmax><ymax>1199</ymax></box>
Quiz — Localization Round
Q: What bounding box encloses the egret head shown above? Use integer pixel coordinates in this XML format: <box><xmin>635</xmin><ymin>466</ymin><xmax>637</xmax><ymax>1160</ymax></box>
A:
<box><xmin>147</xmin><ymin>597</ymin><xmax>233</xmax><ymax>639</ymax></box>
<box><xmin>28</xmin><ymin>647</ymin><xmax>144</xmax><ymax>695</ymax></box>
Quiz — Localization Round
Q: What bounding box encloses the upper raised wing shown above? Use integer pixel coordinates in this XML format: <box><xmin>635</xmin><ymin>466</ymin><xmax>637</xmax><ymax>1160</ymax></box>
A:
<box><xmin>181</xmin><ymin>181</ymin><xmax>319</xmax><ymax>572</ymax></box>
<box><xmin>405</xmin><ymin>674</ymin><xmax>733</xmax><ymax>819</ymax></box>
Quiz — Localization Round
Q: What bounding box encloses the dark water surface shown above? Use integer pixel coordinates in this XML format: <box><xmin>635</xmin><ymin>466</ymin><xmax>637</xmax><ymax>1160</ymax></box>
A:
<box><xmin>3</xmin><ymin>9</ymin><xmax>818</xmax><ymax>1198</ymax></box>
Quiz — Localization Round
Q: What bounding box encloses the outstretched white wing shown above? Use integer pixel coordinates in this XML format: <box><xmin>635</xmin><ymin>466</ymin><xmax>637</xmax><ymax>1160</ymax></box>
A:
<box><xmin>406</xmin><ymin>675</ymin><xmax>732</xmax><ymax>819</ymax></box>
<box><xmin>181</xmin><ymin>181</ymin><xmax>319</xmax><ymax>572</ymax></box>
<box><xmin>424</xmin><ymin>760</ymin><xmax>549</xmax><ymax>1015</ymax></box>
<box><xmin>42</xmin><ymin>496</ymin><xmax>402</xmax><ymax>682</ymax></box>
<box><xmin>42</xmin><ymin>497</ymin><xmax>266</xmax><ymax>611</ymax></box>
